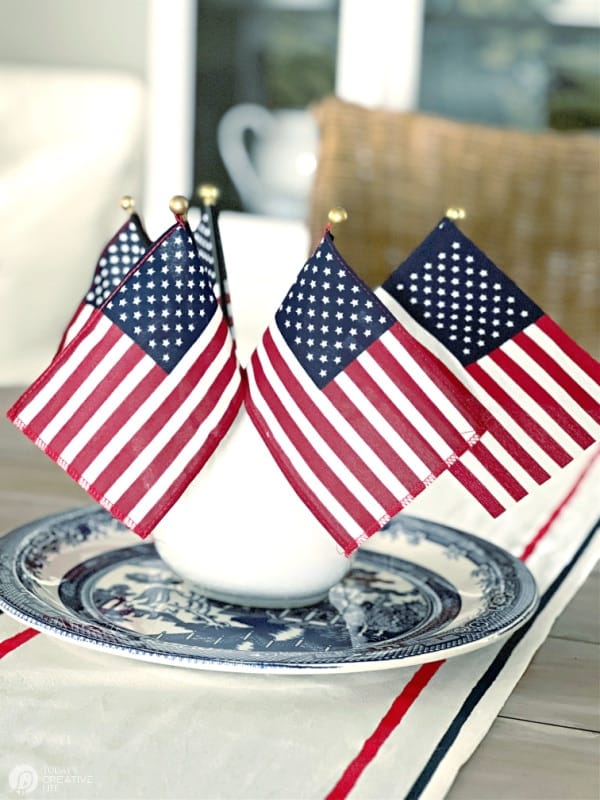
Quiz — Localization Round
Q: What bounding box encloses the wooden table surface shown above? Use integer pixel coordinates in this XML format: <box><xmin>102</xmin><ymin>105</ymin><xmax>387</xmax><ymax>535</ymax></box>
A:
<box><xmin>1</xmin><ymin>385</ymin><xmax>598</xmax><ymax>800</ymax></box>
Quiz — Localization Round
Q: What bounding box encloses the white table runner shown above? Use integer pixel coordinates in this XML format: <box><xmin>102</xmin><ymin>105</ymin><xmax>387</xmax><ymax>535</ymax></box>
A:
<box><xmin>1</xmin><ymin>445</ymin><xmax>597</xmax><ymax>800</ymax></box>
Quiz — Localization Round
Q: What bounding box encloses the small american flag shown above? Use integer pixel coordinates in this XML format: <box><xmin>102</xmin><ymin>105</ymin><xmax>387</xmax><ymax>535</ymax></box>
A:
<box><xmin>379</xmin><ymin>218</ymin><xmax>600</xmax><ymax>496</ymax></box>
<box><xmin>245</xmin><ymin>232</ymin><xmax>491</xmax><ymax>555</ymax></box>
<box><xmin>193</xmin><ymin>207</ymin><xmax>234</xmax><ymax>335</ymax></box>
<box><xmin>57</xmin><ymin>213</ymin><xmax>152</xmax><ymax>352</ymax></box>
<box><xmin>8</xmin><ymin>220</ymin><xmax>243</xmax><ymax>537</ymax></box>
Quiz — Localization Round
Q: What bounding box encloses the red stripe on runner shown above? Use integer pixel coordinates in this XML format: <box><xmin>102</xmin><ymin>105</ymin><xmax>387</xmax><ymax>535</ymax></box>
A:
<box><xmin>326</xmin><ymin>446</ymin><xmax>598</xmax><ymax>799</ymax></box>
<box><xmin>262</xmin><ymin>331</ymin><xmax>404</xmax><ymax>509</ymax></box>
<box><xmin>325</xmin><ymin>661</ymin><xmax>445</xmax><ymax>800</ymax></box>
<box><xmin>489</xmin><ymin>347</ymin><xmax>594</xmax><ymax>449</ymax></box>
<box><xmin>0</xmin><ymin>628</ymin><xmax>40</xmax><ymax>659</ymax></box>
<box><xmin>514</xmin><ymin>327</ymin><xmax>600</xmax><ymax>426</ymax></box>
<box><xmin>537</xmin><ymin>315</ymin><xmax>600</xmax><ymax>385</ymax></box>
<box><xmin>520</xmin><ymin>446</ymin><xmax>600</xmax><ymax>562</ymax></box>
<box><xmin>467</xmin><ymin>362</ymin><xmax>572</xmax><ymax>467</ymax></box>
<box><xmin>250</xmin><ymin>352</ymin><xmax>376</xmax><ymax>538</ymax></box>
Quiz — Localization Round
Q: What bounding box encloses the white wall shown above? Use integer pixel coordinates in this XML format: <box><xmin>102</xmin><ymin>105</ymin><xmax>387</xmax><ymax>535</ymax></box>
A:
<box><xmin>336</xmin><ymin>0</ymin><xmax>424</xmax><ymax>110</ymax></box>
<box><xmin>0</xmin><ymin>0</ymin><xmax>152</xmax><ymax>383</ymax></box>
<box><xmin>0</xmin><ymin>0</ymin><xmax>148</xmax><ymax>77</ymax></box>
<box><xmin>0</xmin><ymin>0</ymin><xmax>197</xmax><ymax>236</ymax></box>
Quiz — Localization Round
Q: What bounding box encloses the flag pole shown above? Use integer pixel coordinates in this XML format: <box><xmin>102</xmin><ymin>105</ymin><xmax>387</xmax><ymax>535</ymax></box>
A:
<box><xmin>197</xmin><ymin>184</ymin><xmax>233</xmax><ymax>331</ymax></box>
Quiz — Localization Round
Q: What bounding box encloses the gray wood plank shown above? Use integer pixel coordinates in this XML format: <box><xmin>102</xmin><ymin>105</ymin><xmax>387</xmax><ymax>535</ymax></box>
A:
<box><xmin>449</xmin><ymin>718</ymin><xmax>600</xmax><ymax>800</ymax></box>
<box><xmin>499</xmin><ymin>637</ymin><xmax>600</xmax><ymax>732</ymax></box>
<box><xmin>551</xmin><ymin>567</ymin><xmax>600</xmax><ymax>645</ymax></box>
<box><xmin>0</xmin><ymin>398</ymin><xmax>88</xmax><ymax>533</ymax></box>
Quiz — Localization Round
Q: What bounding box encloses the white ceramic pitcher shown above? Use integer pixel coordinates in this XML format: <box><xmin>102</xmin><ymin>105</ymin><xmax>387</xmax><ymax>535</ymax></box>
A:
<box><xmin>217</xmin><ymin>103</ymin><xmax>319</xmax><ymax>219</ymax></box>
<box><xmin>152</xmin><ymin>407</ymin><xmax>351</xmax><ymax>608</ymax></box>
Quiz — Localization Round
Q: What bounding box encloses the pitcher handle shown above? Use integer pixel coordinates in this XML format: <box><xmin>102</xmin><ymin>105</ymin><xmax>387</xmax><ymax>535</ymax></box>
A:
<box><xmin>217</xmin><ymin>103</ymin><xmax>273</xmax><ymax>210</ymax></box>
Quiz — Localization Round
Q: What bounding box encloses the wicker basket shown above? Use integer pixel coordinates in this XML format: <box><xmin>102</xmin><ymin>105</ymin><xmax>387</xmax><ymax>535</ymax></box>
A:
<box><xmin>308</xmin><ymin>96</ymin><xmax>599</xmax><ymax>356</ymax></box>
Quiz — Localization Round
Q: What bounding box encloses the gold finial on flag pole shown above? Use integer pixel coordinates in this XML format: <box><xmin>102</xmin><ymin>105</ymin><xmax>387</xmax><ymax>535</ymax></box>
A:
<box><xmin>197</xmin><ymin>184</ymin><xmax>220</xmax><ymax>207</ymax></box>
<box><xmin>446</xmin><ymin>207</ymin><xmax>466</xmax><ymax>221</ymax></box>
<box><xmin>120</xmin><ymin>195</ymin><xmax>135</xmax><ymax>213</ymax></box>
<box><xmin>169</xmin><ymin>195</ymin><xmax>189</xmax><ymax>220</ymax></box>
<box><xmin>327</xmin><ymin>206</ymin><xmax>349</xmax><ymax>225</ymax></box>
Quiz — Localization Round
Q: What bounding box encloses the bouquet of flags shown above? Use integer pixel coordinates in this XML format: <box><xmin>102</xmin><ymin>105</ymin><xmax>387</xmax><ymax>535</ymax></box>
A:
<box><xmin>7</xmin><ymin>196</ymin><xmax>600</xmax><ymax>556</ymax></box>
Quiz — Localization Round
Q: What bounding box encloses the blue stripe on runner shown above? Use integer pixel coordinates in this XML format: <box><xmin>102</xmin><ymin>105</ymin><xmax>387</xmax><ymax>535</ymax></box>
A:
<box><xmin>406</xmin><ymin>515</ymin><xmax>600</xmax><ymax>799</ymax></box>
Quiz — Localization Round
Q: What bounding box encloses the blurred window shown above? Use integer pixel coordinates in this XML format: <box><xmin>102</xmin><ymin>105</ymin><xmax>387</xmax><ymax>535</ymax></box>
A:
<box><xmin>193</xmin><ymin>0</ymin><xmax>339</xmax><ymax>212</ymax></box>
<box><xmin>192</xmin><ymin>0</ymin><xmax>599</xmax><ymax>216</ymax></box>
<box><xmin>420</xmin><ymin>0</ymin><xmax>600</xmax><ymax>131</ymax></box>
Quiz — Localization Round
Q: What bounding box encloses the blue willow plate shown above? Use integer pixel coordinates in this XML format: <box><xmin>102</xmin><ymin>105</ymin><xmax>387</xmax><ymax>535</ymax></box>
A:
<box><xmin>0</xmin><ymin>507</ymin><xmax>537</xmax><ymax>673</ymax></box>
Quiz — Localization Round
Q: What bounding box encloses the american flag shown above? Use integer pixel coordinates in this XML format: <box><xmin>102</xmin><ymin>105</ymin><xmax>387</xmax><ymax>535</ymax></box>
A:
<box><xmin>8</xmin><ymin>221</ymin><xmax>243</xmax><ymax>538</ymax></box>
<box><xmin>245</xmin><ymin>232</ymin><xmax>491</xmax><ymax>555</ymax></box>
<box><xmin>379</xmin><ymin>218</ymin><xmax>600</xmax><ymax>498</ymax></box>
<box><xmin>57</xmin><ymin>213</ymin><xmax>152</xmax><ymax>352</ymax></box>
<box><xmin>193</xmin><ymin>207</ymin><xmax>234</xmax><ymax>334</ymax></box>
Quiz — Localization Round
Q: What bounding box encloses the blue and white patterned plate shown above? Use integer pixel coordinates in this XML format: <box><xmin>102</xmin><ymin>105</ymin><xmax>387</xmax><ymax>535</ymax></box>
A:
<box><xmin>0</xmin><ymin>507</ymin><xmax>537</xmax><ymax>673</ymax></box>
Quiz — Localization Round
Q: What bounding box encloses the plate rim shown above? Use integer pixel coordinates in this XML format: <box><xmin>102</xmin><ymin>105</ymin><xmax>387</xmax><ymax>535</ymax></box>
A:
<box><xmin>0</xmin><ymin>506</ymin><xmax>539</xmax><ymax>674</ymax></box>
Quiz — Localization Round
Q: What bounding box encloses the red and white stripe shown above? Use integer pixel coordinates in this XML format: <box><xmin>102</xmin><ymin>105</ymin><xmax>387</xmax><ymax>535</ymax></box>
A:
<box><xmin>378</xmin><ymin>288</ymin><xmax>600</xmax><ymax>511</ymax></box>
<box><xmin>58</xmin><ymin>302</ymin><xmax>95</xmax><ymax>352</ymax></box>
<box><xmin>465</xmin><ymin>315</ymin><xmax>600</xmax><ymax>467</ymax></box>
<box><xmin>383</xmin><ymin>325</ymin><xmax>530</xmax><ymax>517</ymax></box>
<box><xmin>246</xmin><ymin>321</ymin><xmax>485</xmax><ymax>554</ymax></box>
<box><xmin>8</xmin><ymin>309</ymin><xmax>243</xmax><ymax>537</ymax></box>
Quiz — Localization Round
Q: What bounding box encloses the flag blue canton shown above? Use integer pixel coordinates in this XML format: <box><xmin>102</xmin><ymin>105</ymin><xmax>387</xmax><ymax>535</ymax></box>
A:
<box><xmin>87</xmin><ymin>215</ymin><xmax>151</xmax><ymax>307</ymax></box>
<box><xmin>382</xmin><ymin>220</ymin><xmax>543</xmax><ymax>367</ymax></box>
<box><xmin>275</xmin><ymin>234</ymin><xmax>396</xmax><ymax>389</ymax></box>
<box><xmin>103</xmin><ymin>225</ymin><xmax>218</xmax><ymax>373</ymax></box>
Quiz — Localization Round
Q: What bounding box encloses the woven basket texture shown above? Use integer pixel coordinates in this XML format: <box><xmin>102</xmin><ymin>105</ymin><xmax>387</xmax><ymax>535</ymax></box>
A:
<box><xmin>308</xmin><ymin>96</ymin><xmax>599</xmax><ymax>356</ymax></box>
